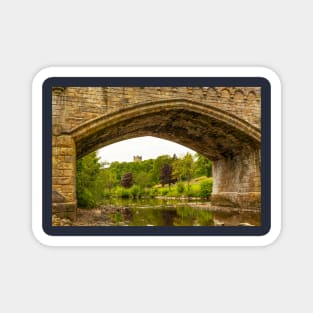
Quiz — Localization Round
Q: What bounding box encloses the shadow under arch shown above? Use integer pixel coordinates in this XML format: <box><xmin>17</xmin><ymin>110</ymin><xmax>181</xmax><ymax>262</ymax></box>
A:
<box><xmin>68</xmin><ymin>98</ymin><xmax>260</xmax><ymax>160</ymax></box>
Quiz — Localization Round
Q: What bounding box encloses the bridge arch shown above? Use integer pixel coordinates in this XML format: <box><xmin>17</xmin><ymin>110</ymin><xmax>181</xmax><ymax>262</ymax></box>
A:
<box><xmin>70</xmin><ymin>99</ymin><xmax>260</xmax><ymax>158</ymax></box>
<box><xmin>52</xmin><ymin>93</ymin><xmax>261</xmax><ymax>220</ymax></box>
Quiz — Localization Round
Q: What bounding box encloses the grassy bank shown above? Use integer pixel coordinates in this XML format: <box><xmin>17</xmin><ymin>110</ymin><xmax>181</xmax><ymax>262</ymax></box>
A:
<box><xmin>103</xmin><ymin>176</ymin><xmax>213</xmax><ymax>200</ymax></box>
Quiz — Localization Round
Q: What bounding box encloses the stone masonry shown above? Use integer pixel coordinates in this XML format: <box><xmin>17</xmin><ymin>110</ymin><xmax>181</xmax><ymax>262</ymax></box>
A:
<box><xmin>52</xmin><ymin>87</ymin><xmax>261</xmax><ymax>220</ymax></box>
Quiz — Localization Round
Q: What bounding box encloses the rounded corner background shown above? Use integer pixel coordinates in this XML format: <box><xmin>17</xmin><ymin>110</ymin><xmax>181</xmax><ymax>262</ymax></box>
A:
<box><xmin>32</xmin><ymin>66</ymin><xmax>281</xmax><ymax>246</ymax></box>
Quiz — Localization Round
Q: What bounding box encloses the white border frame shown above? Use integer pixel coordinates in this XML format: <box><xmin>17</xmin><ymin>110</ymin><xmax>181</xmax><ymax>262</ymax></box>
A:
<box><xmin>32</xmin><ymin>67</ymin><xmax>281</xmax><ymax>246</ymax></box>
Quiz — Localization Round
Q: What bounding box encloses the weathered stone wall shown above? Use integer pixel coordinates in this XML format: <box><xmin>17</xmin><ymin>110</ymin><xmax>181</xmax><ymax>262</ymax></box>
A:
<box><xmin>53</xmin><ymin>87</ymin><xmax>260</xmax><ymax>135</ymax></box>
<box><xmin>52</xmin><ymin>86</ymin><xmax>261</xmax><ymax>219</ymax></box>
<box><xmin>52</xmin><ymin>135</ymin><xmax>76</xmax><ymax>220</ymax></box>
<box><xmin>211</xmin><ymin>147</ymin><xmax>261</xmax><ymax>209</ymax></box>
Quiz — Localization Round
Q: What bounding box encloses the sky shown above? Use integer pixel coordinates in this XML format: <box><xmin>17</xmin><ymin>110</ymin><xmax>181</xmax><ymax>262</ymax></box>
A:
<box><xmin>98</xmin><ymin>136</ymin><xmax>195</xmax><ymax>164</ymax></box>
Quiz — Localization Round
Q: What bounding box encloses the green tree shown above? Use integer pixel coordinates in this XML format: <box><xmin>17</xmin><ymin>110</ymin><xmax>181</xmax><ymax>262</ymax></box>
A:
<box><xmin>160</xmin><ymin>163</ymin><xmax>174</xmax><ymax>188</ymax></box>
<box><xmin>121</xmin><ymin>172</ymin><xmax>133</xmax><ymax>188</ymax></box>
<box><xmin>194</xmin><ymin>153</ymin><xmax>212</xmax><ymax>177</ymax></box>
<box><xmin>76</xmin><ymin>151</ymin><xmax>101</xmax><ymax>207</ymax></box>
<box><xmin>173</xmin><ymin>153</ymin><xmax>194</xmax><ymax>189</ymax></box>
<box><xmin>151</xmin><ymin>155</ymin><xmax>173</xmax><ymax>184</ymax></box>
<box><xmin>97</xmin><ymin>168</ymin><xmax>117</xmax><ymax>191</ymax></box>
<box><xmin>134</xmin><ymin>171</ymin><xmax>153</xmax><ymax>188</ymax></box>
<box><xmin>108</xmin><ymin>159</ymin><xmax>154</xmax><ymax>184</ymax></box>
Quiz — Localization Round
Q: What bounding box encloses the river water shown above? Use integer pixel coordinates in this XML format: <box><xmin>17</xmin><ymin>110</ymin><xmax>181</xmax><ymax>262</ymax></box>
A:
<box><xmin>96</xmin><ymin>197</ymin><xmax>261</xmax><ymax>226</ymax></box>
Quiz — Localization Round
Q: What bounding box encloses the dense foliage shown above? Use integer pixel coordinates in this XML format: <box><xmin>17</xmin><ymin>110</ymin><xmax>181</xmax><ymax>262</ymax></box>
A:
<box><xmin>76</xmin><ymin>150</ymin><xmax>213</xmax><ymax>207</ymax></box>
<box><xmin>76</xmin><ymin>152</ymin><xmax>101</xmax><ymax>207</ymax></box>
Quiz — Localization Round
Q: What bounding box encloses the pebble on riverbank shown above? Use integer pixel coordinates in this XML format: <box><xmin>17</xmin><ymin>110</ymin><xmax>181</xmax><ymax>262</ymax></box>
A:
<box><xmin>52</xmin><ymin>214</ymin><xmax>73</xmax><ymax>226</ymax></box>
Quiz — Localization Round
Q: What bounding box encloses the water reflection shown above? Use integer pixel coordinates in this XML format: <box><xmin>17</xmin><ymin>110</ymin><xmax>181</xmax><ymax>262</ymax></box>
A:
<box><xmin>98</xmin><ymin>198</ymin><xmax>260</xmax><ymax>226</ymax></box>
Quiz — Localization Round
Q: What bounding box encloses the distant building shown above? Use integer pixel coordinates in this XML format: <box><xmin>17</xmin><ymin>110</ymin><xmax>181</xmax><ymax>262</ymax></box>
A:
<box><xmin>133</xmin><ymin>155</ymin><xmax>142</xmax><ymax>162</ymax></box>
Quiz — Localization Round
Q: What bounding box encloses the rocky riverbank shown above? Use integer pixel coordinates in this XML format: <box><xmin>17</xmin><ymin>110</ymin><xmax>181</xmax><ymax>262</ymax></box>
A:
<box><xmin>52</xmin><ymin>214</ymin><xmax>73</xmax><ymax>226</ymax></box>
<box><xmin>52</xmin><ymin>206</ymin><xmax>133</xmax><ymax>226</ymax></box>
<box><xmin>52</xmin><ymin>202</ymin><xmax>259</xmax><ymax>227</ymax></box>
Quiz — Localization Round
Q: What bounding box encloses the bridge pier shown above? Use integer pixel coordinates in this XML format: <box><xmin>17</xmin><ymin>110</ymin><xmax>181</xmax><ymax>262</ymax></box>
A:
<box><xmin>211</xmin><ymin>147</ymin><xmax>261</xmax><ymax>210</ymax></box>
<box><xmin>52</xmin><ymin>135</ymin><xmax>77</xmax><ymax>220</ymax></box>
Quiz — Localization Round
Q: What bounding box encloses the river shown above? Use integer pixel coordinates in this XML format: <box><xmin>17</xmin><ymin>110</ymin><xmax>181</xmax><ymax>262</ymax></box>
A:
<box><xmin>74</xmin><ymin>197</ymin><xmax>261</xmax><ymax>226</ymax></box>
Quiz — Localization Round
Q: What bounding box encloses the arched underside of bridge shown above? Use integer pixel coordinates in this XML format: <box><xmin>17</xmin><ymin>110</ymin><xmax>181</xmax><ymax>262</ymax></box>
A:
<box><xmin>52</xmin><ymin>100</ymin><xmax>261</xmax><ymax>220</ymax></box>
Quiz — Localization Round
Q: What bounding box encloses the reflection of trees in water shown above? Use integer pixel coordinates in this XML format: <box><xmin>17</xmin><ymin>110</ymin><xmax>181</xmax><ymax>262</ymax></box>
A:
<box><xmin>130</xmin><ymin>208</ymin><xmax>163</xmax><ymax>226</ymax></box>
<box><xmin>196</xmin><ymin>210</ymin><xmax>214</xmax><ymax>226</ymax></box>
<box><xmin>125</xmin><ymin>205</ymin><xmax>214</xmax><ymax>226</ymax></box>
<box><xmin>174</xmin><ymin>206</ymin><xmax>214</xmax><ymax>226</ymax></box>
<box><xmin>100</xmin><ymin>198</ymin><xmax>259</xmax><ymax>226</ymax></box>
<box><xmin>160</xmin><ymin>209</ymin><xmax>177</xmax><ymax>226</ymax></box>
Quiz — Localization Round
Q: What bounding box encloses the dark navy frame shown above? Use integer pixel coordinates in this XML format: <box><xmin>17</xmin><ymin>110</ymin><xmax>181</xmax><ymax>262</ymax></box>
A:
<box><xmin>42</xmin><ymin>77</ymin><xmax>271</xmax><ymax>236</ymax></box>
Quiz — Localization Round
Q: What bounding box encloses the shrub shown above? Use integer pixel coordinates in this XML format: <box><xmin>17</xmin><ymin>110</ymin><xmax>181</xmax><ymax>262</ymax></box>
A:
<box><xmin>102</xmin><ymin>189</ymin><xmax>113</xmax><ymax>198</ymax></box>
<box><xmin>77</xmin><ymin>188</ymin><xmax>96</xmax><ymax>208</ymax></box>
<box><xmin>161</xmin><ymin>188</ymin><xmax>169</xmax><ymax>196</ymax></box>
<box><xmin>166</xmin><ymin>188</ymin><xmax>179</xmax><ymax>197</ymax></box>
<box><xmin>115</xmin><ymin>187</ymin><xmax>130</xmax><ymax>198</ymax></box>
<box><xmin>149</xmin><ymin>188</ymin><xmax>158</xmax><ymax>197</ymax></box>
<box><xmin>129</xmin><ymin>185</ymin><xmax>143</xmax><ymax>198</ymax></box>
<box><xmin>176</xmin><ymin>181</ymin><xmax>185</xmax><ymax>194</ymax></box>
<box><xmin>199</xmin><ymin>179</ymin><xmax>213</xmax><ymax>199</ymax></box>
<box><xmin>185</xmin><ymin>184</ymin><xmax>201</xmax><ymax>197</ymax></box>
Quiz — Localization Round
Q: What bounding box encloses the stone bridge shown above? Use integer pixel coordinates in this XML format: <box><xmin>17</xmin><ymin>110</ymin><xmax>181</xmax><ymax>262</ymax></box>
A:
<box><xmin>52</xmin><ymin>86</ymin><xmax>261</xmax><ymax>220</ymax></box>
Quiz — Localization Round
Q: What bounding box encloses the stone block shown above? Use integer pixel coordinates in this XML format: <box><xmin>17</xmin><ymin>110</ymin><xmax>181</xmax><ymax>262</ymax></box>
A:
<box><xmin>52</xmin><ymin>169</ymin><xmax>63</xmax><ymax>177</ymax></box>
<box><xmin>63</xmin><ymin>169</ymin><xmax>73</xmax><ymax>177</ymax></box>
<box><xmin>64</xmin><ymin>156</ymin><xmax>74</xmax><ymax>163</ymax></box>
<box><xmin>56</xmin><ymin>136</ymin><xmax>74</xmax><ymax>147</ymax></box>
<box><xmin>53</xmin><ymin>177</ymin><xmax>73</xmax><ymax>185</ymax></box>
<box><xmin>59</xmin><ymin>147</ymin><xmax>74</xmax><ymax>156</ymax></box>
<box><xmin>58</xmin><ymin>162</ymin><xmax>74</xmax><ymax>170</ymax></box>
